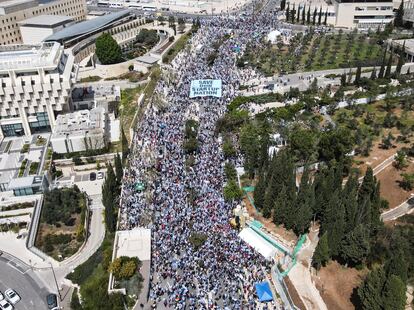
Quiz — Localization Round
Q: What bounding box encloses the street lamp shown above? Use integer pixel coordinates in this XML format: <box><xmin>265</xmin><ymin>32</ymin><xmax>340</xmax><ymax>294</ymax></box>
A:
<box><xmin>49</xmin><ymin>262</ymin><xmax>62</xmax><ymax>302</ymax></box>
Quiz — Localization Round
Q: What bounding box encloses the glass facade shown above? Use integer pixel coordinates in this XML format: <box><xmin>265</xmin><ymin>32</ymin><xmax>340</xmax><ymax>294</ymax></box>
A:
<box><xmin>29</xmin><ymin>112</ymin><xmax>51</xmax><ymax>134</ymax></box>
<box><xmin>1</xmin><ymin>123</ymin><xmax>24</xmax><ymax>137</ymax></box>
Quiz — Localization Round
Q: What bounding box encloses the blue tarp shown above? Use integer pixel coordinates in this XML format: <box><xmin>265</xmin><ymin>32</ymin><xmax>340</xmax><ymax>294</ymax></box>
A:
<box><xmin>255</xmin><ymin>282</ymin><xmax>273</xmax><ymax>302</ymax></box>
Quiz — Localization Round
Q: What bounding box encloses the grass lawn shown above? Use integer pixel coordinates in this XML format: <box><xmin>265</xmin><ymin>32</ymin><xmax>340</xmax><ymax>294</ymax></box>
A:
<box><xmin>119</xmin><ymin>86</ymin><xmax>144</xmax><ymax>143</ymax></box>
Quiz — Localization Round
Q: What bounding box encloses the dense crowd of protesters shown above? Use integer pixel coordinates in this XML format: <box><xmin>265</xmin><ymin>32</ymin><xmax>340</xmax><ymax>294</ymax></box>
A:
<box><xmin>119</xmin><ymin>7</ymin><xmax>281</xmax><ymax>309</ymax></box>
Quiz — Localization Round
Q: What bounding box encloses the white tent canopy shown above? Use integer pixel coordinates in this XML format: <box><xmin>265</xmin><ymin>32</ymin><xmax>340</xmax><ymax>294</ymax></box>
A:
<box><xmin>267</xmin><ymin>30</ymin><xmax>281</xmax><ymax>44</ymax></box>
<box><xmin>239</xmin><ymin>227</ymin><xmax>277</xmax><ymax>260</ymax></box>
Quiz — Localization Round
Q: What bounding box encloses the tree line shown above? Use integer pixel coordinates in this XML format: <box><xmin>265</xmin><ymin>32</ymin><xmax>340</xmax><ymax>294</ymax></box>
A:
<box><xmin>102</xmin><ymin>153</ymin><xmax>124</xmax><ymax>233</ymax></box>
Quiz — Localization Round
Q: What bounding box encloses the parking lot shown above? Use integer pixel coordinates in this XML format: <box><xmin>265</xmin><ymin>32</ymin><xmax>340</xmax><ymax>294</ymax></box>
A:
<box><xmin>0</xmin><ymin>255</ymin><xmax>49</xmax><ymax>309</ymax></box>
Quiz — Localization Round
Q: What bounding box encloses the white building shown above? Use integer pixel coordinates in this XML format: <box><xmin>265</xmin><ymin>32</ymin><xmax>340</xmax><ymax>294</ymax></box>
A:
<box><xmin>287</xmin><ymin>0</ymin><xmax>395</xmax><ymax>29</ymax></box>
<box><xmin>50</xmin><ymin>107</ymin><xmax>107</xmax><ymax>153</ymax></box>
<box><xmin>404</xmin><ymin>0</ymin><xmax>414</xmax><ymax>24</ymax></box>
<box><xmin>18</xmin><ymin>15</ymin><xmax>75</xmax><ymax>44</ymax></box>
<box><xmin>0</xmin><ymin>42</ymin><xmax>77</xmax><ymax>138</ymax></box>
<box><xmin>0</xmin><ymin>0</ymin><xmax>86</xmax><ymax>45</ymax></box>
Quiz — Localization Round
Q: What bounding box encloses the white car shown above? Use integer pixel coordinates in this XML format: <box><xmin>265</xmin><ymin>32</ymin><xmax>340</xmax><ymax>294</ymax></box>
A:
<box><xmin>0</xmin><ymin>292</ymin><xmax>3</xmax><ymax>300</ymax></box>
<box><xmin>97</xmin><ymin>171</ymin><xmax>104</xmax><ymax>180</ymax></box>
<box><xmin>0</xmin><ymin>299</ymin><xmax>13</xmax><ymax>310</ymax></box>
<box><xmin>4</xmin><ymin>290</ymin><xmax>19</xmax><ymax>305</ymax></box>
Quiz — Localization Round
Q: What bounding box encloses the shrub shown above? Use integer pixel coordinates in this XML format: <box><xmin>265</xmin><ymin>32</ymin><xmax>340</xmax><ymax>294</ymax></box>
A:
<box><xmin>119</xmin><ymin>260</ymin><xmax>137</xmax><ymax>279</ymax></box>
<box><xmin>189</xmin><ymin>232</ymin><xmax>207</xmax><ymax>250</ymax></box>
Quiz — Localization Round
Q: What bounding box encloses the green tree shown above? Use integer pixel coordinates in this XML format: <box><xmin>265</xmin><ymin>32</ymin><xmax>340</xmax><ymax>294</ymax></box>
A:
<box><xmin>383</xmin><ymin>275</ymin><xmax>406</xmax><ymax>310</ymax></box>
<box><xmin>394</xmin><ymin>0</ymin><xmax>404</xmax><ymax>28</ymax></box>
<box><xmin>307</xmin><ymin>6</ymin><xmax>311</xmax><ymax>24</ymax></box>
<box><xmin>354</xmin><ymin>65</ymin><xmax>362</xmax><ymax>85</ymax></box>
<box><xmin>400</xmin><ymin>172</ymin><xmax>414</xmax><ymax>190</ymax></box>
<box><xmin>119</xmin><ymin>260</ymin><xmax>137</xmax><ymax>279</ymax></box>
<box><xmin>394</xmin><ymin>150</ymin><xmax>407</xmax><ymax>170</ymax></box>
<box><xmin>318</xmin><ymin>7</ymin><xmax>322</xmax><ymax>25</ymax></box>
<box><xmin>280</xmin><ymin>0</ymin><xmax>286</xmax><ymax>10</ymax></box>
<box><xmin>340</xmin><ymin>73</ymin><xmax>346</xmax><ymax>86</ymax></box>
<box><xmin>301</xmin><ymin>5</ymin><xmax>306</xmax><ymax>24</ymax></box>
<box><xmin>157</xmin><ymin>15</ymin><xmax>165</xmax><ymax>25</ymax></box>
<box><xmin>254</xmin><ymin>170</ymin><xmax>267</xmax><ymax>211</ymax></box>
<box><xmin>395</xmin><ymin>42</ymin><xmax>406</xmax><ymax>75</ymax></box>
<box><xmin>291</xmin><ymin>4</ymin><xmax>296</xmax><ymax>23</ymax></box>
<box><xmin>385</xmin><ymin>252</ymin><xmax>408</xmax><ymax>284</ymax></box>
<box><xmin>102</xmin><ymin>164</ymin><xmax>117</xmax><ymax>232</ymax></box>
<box><xmin>324</xmin><ymin>9</ymin><xmax>328</xmax><ymax>25</ymax></box>
<box><xmin>340</xmin><ymin>224</ymin><xmax>370</xmax><ymax>266</ymax></box>
<box><xmin>285</xmin><ymin>4</ymin><xmax>290</xmax><ymax>22</ymax></box>
<box><xmin>293</xmin><ymin>168</ymin><xmax>313</xmax><ymax>235</ymax></box>
<box><xmin>296</xmin><ymin>6</ymin><xmax>300</xmax><ymax>23</ymax></box>
<box><xmin>223</xmin><ymin>180</ymin><xmax>243</xmax><ymax>202</ymax></box>
<box><xmin>121</xmin><ymin>126</ymin><xmax>129</xmax><ymax>162</ymax></box>
<box><xmin>357</xmin><ymin>268</ymin><xmax>386</xmax><ymax>310</ymax></box>
<box><xmin>313</xmin><ymin>232</ymin><xmax>330</xmax><ymax>270</ymax></box>
<box><xmin>70</xmin><ymin>288</ymin><xmax>83</xmax><ymax>310</ymax></box>
<box><xmin>312</xmin><ymin>7</ymin><xmax>317</xmax><ymax>25</ymax></box>
<box><xmin>168</xmin><ymin>15</ymin><xmax>175</xmax><ymax>27</ymax></box>
<box><xmin>378</xmin><ymin>49</ymin><xmax>387</xmax><ymax>79</ymax></box>
<box><xmin>95</xmin><ymin>33</ymin><xmax>122</xmax><ymax>65</ymax></box>
<box><xmin>370</xmin><ymin>67</ymin><xmax>377</xmax><ymax>79</ymax></box>
<box><xmin>114</xmin><ymin>153</ymin><xmax>123</xmax><ymax>185</ymax></box>
<box><xmin>384</xmin><ymin>51</ymin><xmax>393</xmax><ymax>78</ymax></box>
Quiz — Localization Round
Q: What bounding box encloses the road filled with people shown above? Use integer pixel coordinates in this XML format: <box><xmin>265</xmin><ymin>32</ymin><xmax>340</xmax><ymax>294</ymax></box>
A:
<box><xmin>119</xmin><ymin>5</ymin><xmax>280</xmax><ymax>309</ymax></box>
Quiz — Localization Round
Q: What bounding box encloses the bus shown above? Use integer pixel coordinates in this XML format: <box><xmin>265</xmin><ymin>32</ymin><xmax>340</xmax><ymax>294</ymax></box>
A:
<box><xmin>142</xmin><ymin>6</ymin><xmax>156</xmax><ymax>11</ymax></box>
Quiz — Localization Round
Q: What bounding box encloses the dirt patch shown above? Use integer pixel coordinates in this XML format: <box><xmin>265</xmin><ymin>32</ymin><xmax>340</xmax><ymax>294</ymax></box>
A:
<box><xmin>285</xmin><ymin>276</ymin><xmax>306</xmax><ymax>310</ymax></box>
<box><xmin>243</xmin><ymin>194</ymin><xmax>297</xmax><ymax>244</ymax></box>
<box><xmin>313</xmin><ymin>261</ymin><xmax>367</xmax><ymax>310</ymax></box>
<box><xmin>376</xmin><ymin>159</ymin><xmax>414</xmax><ymax>208</ymax></box>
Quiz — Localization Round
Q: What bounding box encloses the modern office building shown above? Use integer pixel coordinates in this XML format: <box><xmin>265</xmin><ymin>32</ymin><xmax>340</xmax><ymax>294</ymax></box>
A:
<box><xmin>18</xmin><ymin>14</ymin><xmax>75</xmax><ymax>44</ymax></box>
<box><xmin>0</xmin><ymin>0</ymin><xmax>87</xmax><ymax>45</ymax></box>
<box><xmin>404</xmin><ymin>0</ymin><xmax>414</xmax><ymax>24</ymax></box>
<box><xmin>332</xmin><ymin>0</ymin><xmax>395</xmax><ymax>29</ymax></box>
<box><xmin>0</xmin><ymin>42</ymin><xmax>77</xmax><ymax>138</ymax></box>
<box><xmin>50</xmin><ymin>107</ymin><xmax>108</xmax><ymax>153</ymax></box>
<box><xmin>287</xmin><ymin>0</ymin><xmax>395</xmax><ymax>29</ymax></box>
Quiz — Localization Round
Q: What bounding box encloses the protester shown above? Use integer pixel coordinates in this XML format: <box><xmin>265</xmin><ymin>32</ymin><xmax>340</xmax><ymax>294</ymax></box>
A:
<box><xmin>119</xmin><ymin>7</ymin><xmax>280</xmax><ymax>309</ymax></box>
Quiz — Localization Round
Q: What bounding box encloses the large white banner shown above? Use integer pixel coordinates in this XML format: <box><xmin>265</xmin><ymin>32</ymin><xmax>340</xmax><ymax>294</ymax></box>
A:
<box><xmin>189</xmin><ymin>79</ymin><xmax>222</xmax><ymax>98</ymax></box>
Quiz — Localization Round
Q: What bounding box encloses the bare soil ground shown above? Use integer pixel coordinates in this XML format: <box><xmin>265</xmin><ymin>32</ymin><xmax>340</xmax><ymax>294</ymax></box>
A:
<box><xmin>376</xmin><ymin>159</ymin><xmax>414</xmax><ymax>208</ymax></box>
<box><xmin>313</xmin><ymin>261</ymin><xmax>367</xmax><ymax>310</ymax></box>
<box><xmin>244</xmin><ymin>193</ymin><xmax>297</xmax><ymax>244</ymax></box>
<box><xmin>285</xmin><ymin>276</ymin><xmax>306</xmax><ymax>310</ymax></box>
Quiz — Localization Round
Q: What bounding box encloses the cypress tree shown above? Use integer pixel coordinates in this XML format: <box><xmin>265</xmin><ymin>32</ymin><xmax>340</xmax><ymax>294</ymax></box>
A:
<box><xmin>262</xmin><ymin>186</ymin><xmax>273</xmax><ymax>218</ymax></box>
<box><xmin>378</xmin><ymin>49</ymin><xmax>387</xmax><ymax>78</ymax></box>
<box><xmin>340</xmin><ymin>224</ymin><xmax>370</xmax><ymax>266</ymax></box>
<box><xmin>384</xmin><ymin>51</ymin><xmax>393</xmax><ymax>78</ymax></box>
<box><xmin>342</xmin><ymin>174</ymin><xmax>359</xmax><ymax>233</ymax></box>
<box><xmin>354</xmin><ymin>65</ymin><xmax>362</xmax><ymax>85</ymax></box>
<box><xmin>395</xmin><ymin>41</ymin><xmax>405</xmax><ymax>75</ymax></box>
<box><xmin>114</xmin><ymin>153</ymin><xmax>123</xmax><ymax>186</ymax></box>
<box><xmin>370</xmin><ymin>67</ymin><xmax>377</xmax><ymax>79</ymax></box>
<box><xmin>313</xmin><ymin>232</ymin><xmax>330</xmax><ymax>270</ymax></box>
<box><xmin>121</xmin><ymin>126</ymin><xmax>129</xmax><ymax>162</ymax></box>
<box><xmin>293</xmin><ymin>168</ymin><xmax>313</xmax><ymax>235</ymax></box>
<box><xmin>280</xmin><ymin>0</ymin><xmax>286</xmax><ymax>10</ymax></box>
<box><xmin>254</xmin><ymin>170</ymin><xmax>267</xmax><ymax>211</ymax></box>
<box><xmin>383</xmin><ymin>275</ymin><xmax>406</xmax><ymax>310</ymax></box>
<box><xmin>357</xmin><ymin>268</ymin><xmax>386</xmax><ymax>310</ymax></box>
<box><xmin>296</xmin><ymin>6</ymin><xmax>300</xmax><ymax>23</ymax></box>
<box><xmin>285</xmin><ymin>4</ymin><xmax>290</xmax><ymax>22</ymax></box>
<box><xmin>307</xmin><ymin>6</ymin><xmax>311</xmax><ymax>24</ymax></box>
<box><xmin>313</xmin><ymin>7</ymin><xmax>317</xmax><ymax>25</ymax></box>
<box><xmin>102</xmin><ymin>163</ymin><xmax>117</xmax><ymax>232</ymax></box>
<box><xmin>324</xmin><ymin>9</ymin><xmax>328</xmax><ymax>25</ymax></box>
<box><xmin>273</xmin><ymin>186</ymin><xmax>289</xmax><ymax>225</ymax></box>
<box><xmin>340</xmin><ymin>73</ymin><xmax>346</xmax><ymax>86</ymax></box>
<box><xmin>302</xmin><ymin>5</ymin><xmax>306</xmax><ymax>24</ymax></box>
<box><xmin>327</xmin><ymin>195</ymin><xmax>345</xmax><ymax>257</ymax></box>
<box><xmin>394</xmin><ymin>0</ymin><xmax>404</xmax><ymax>28</ymax></box>
<box><xmin>318</xmin><ymin>7</ymin><xmax>322</xmax><ymax>25</ymax></box>
<box><xmin>385</xmin><ymin>252</ymin><xmax>408</xmax><ymax>285</ymax></box>
<box><xmin>291</xmin><ymin>4</ymin><xmax>296</xmax><ymax>23</ymax></box>
<box><xmin>358</xmin><ymin>167</ymin><xmax>375</xmax><ymax>204</ymax></box>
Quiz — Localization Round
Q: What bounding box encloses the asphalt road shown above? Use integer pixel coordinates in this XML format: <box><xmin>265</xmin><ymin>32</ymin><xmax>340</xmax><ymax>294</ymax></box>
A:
<box><xmin>0</xmin><ymin>255</ymin><xmax>49</xmax><ymax>310</ymax></box>
<box><xmin>381</xmin><ymin>197</ymin><xmax>414</xmax><ymax>222</ymax></box>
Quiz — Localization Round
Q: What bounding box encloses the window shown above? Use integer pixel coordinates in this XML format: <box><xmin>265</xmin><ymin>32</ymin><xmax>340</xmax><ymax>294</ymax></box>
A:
<box><xmin>1</xmin><ymin>123</ymin><xmax>24</xmax><ymax>137</ymax></box>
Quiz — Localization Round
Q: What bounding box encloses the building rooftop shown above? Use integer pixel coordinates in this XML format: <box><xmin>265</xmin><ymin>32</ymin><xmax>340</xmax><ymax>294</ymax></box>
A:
<box><xmin>18</xmin><ymin>14</ymin><xmax>74</xmax><ymax>27</ymax></box>
<box><xmin>52</xmin><ymin>107</ymin><xmax>105</xmax><ymax>137</ymax></box>
<box><xmin>45</xmin><ymin>9</ymin><xmax>132</xmax><ymax>43</ymax></box>
<box><xmin>0</xmin><ymin>0</ymin><xmax>38</xmax><ymax>14</ymax></box>
<box><xmin>0</xmin><ymin>42</ymin><xmax>62</xmax><ymax>72</ymax></box>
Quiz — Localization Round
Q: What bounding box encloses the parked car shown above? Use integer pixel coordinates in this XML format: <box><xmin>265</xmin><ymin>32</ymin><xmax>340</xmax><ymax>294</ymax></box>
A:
<box><xmin>46</xmin><ymin>294</ymin><xmax>57</xmax><ymax>310</ymax></box>
<box><xmin>4</xmin><ymin>290</ymin><xmax>19</xmax><ymax>305</ymax></box>
<box><xmin>0</xmin><ymin>291</ymin><xmax>3</xmax><ymax>300</ymax></box>
<box><xmin>97</xmin><ymin>171</ymin><xmax>104</xmax><ymax>180</ymax></box>
<box><xmin>0</xmin><ymin>299</ymin><xmax>13</xmax><ymax>310</ymax></box>
<box><xmin>90</xmin><ymin>172</ymin><xmax>96</xmax><ymax>181</ymax></box>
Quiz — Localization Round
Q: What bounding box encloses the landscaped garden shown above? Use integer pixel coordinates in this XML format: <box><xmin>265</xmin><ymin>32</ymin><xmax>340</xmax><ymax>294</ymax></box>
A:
<box><xmin>238</xmin><ymin>29</ymin><xmax>398</xmax><ymax>76</ymax></box>
<box><xmin>35</xmin><ymin>186</ymin><xmax>87</xmax><ymax>261</ymax></box>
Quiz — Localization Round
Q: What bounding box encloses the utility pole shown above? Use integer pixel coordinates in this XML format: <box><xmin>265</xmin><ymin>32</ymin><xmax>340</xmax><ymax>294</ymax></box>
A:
<box><xmin>49</xmin><ymin>262</ymin><xmax>62</xmax><ymax>301</ymax></box>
